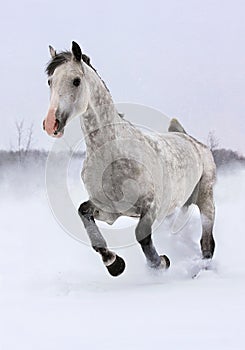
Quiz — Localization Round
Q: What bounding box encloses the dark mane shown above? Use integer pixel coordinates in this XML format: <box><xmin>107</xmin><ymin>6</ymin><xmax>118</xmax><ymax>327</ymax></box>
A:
<box><xmin>45</xmin><ymin>50</ymin><xmax>110</xmax><ymax>92</ymax></box>
<box><xmin>46</xmin><ymin>51</ymin><xmax>72</xmax><ymax>76</ymax></box>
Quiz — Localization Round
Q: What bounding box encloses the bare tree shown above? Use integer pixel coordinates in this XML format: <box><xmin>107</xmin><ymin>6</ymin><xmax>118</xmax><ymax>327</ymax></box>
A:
<box><xmin>24</xmin><ymin>122</ymin><xmax>34</xmax><ymax>154</ymax></box>
<box><xmin>15</xmin><ymin>119</ymin><xmax>24</xmax><ymax>162</ymax></box>
<box><xmin>207</xmin><ymin>131</ymin><xmax>219</xmax><ymax>151</ymax></box>
<box><xmin>15</xmin><ymin>119</ymin><xmax>34</xmax><ymax>162</ymax></box>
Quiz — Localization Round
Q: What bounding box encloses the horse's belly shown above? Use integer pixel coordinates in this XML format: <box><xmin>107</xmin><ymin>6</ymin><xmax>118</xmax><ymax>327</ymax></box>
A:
<box><xmin>167</xmin><ymin>168</ymin><xmax>201</xmax><ymax>213</ymax></box>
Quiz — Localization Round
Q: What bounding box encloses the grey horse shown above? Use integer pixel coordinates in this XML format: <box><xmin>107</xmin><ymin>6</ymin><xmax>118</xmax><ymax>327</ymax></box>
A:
<box><xmin>43</xmin><ymin>42</ymin><xmax>216</xmax><ymax>277</ymax></box>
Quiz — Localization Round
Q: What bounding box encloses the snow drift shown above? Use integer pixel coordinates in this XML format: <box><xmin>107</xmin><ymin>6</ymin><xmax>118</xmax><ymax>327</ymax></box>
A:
<box><xmin>0</xmin><ymin>157</ymin><xmax>244</xmax><ymax>349</ymax></box>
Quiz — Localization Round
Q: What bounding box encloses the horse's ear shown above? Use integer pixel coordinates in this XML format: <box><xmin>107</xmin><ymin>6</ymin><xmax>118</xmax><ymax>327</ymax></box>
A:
<box><xmin>49</xmin><ymin>45</ymin><xmax>56</xmax><ymax>58</ymax></box>
<box><xmin>72</xmin><ymin>41</ymin><xmax>82</xmax><ymax>62</ymax></box>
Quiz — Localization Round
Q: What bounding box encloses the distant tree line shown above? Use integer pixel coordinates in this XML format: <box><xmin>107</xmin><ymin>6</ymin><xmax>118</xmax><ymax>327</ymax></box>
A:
<box><xmin>0</xmin><ymin>149</ymin><xmax>86</xmax><ymax>168</ymax></box>
<box><xmin>0</xmin><ymin>145</ymin><xmax>244</xmax><ymax>171</ymax></box>
<box><xmin>212</xmin><ymin>148</ymin><xmax>245</xmax><ymax>169</ymax></box>
<box><xmin>207</xmin><ymin>131</ymin><xmax>245</xmax><ymax>170</ymax></box>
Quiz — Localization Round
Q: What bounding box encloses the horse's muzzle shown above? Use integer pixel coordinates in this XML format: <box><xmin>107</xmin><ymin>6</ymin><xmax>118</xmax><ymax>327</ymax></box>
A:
<box><xmin>43</xmin><ymin>118</ymin><xmax>63</xmax><ymax>138</ymax></box>
<box><xmin>43</xmin><ymin>105</ymin><xmax>65</xmax><ymax>138</ymax></box>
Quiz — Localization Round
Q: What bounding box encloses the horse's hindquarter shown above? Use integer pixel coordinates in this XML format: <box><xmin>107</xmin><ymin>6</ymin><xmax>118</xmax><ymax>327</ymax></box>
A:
<box><xmin>154</xmin><ymin>132</ymin><xmax>205</xmax><ymax>216</ymax></box>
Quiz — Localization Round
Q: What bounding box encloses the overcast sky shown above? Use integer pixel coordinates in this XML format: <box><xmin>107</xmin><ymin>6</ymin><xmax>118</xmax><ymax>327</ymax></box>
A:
<box><xmin>0</xmin><ymin>0</ymin><xmax>244</xmax><ymax>153</ymax></box>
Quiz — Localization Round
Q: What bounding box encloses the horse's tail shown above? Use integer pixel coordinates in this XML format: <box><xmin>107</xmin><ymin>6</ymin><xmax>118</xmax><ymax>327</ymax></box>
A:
<box><xmin>168</xmin><ymin>118</ymin><xmax>187</xmax><ymax>134</ymax></box>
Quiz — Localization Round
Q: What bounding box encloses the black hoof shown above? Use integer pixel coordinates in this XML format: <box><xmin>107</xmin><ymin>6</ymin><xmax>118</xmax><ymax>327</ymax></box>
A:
<box><xmin>160</xmin><ymin>255</ymin><xmax>171</xmax><ymax>269</ymax></box>
<box><xmin>106</xmin><ymin>255</ymin><xmax>126</xmax><ymax>277</ymax></box>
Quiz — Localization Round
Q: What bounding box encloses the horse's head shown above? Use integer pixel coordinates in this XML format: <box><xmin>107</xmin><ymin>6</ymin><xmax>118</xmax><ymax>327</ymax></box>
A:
<box><xmin>43</xmin><ymin>42</ymin><xmax>89</xmax><ymax>137</ymax></box>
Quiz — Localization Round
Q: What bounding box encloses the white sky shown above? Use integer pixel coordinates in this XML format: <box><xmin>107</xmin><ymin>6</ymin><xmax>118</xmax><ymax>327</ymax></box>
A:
<box><xmin>0</xmin><ymin>0</ymin><xmax>244</xmax><ymax>153</ymax></box>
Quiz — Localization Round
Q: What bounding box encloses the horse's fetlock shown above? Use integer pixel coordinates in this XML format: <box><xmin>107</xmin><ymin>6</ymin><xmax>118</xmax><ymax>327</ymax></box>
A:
<box><xmin>200</xmin><ymin>235</ymin><xmax>215</xmax><ymax>259</ymax></box>
<box><xmin>103</xmin><ymin>253</ymin><xmax>116</xmax><ymax>266</ymax></box>
<box><xmin>148</xmin><ymin>255</ymin><xmax>170</xmax><ymax>270</ymax></box>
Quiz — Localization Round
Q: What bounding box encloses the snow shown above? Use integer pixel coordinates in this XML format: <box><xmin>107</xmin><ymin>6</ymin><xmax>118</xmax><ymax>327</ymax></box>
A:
<box><xmin>0</xmin><ymin>166</ymin><xmax>245</xmax><ymax>349</ymax></box>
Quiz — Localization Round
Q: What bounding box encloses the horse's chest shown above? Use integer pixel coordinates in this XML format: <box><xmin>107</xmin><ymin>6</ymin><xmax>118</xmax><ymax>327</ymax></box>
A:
<box><xmin>81</xmin><ymin>156</ymin><xmax>154</xmax><ymax>210</ymax></box>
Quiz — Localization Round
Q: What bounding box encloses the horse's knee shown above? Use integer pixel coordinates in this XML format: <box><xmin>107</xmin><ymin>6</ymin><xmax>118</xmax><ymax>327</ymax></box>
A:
<box><xmin>78</xmin><ymin>201</ymin><xmax>91</xmax><ymax>216</ymax></box>
<box><xmin>78</xmin><ymin>201</ymin><xmax>96</xmax><ymax>228</ymax></box>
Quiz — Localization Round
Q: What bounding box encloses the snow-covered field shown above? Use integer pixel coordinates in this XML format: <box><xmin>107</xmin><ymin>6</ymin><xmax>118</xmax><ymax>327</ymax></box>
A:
<box><xmin>0</xmin><ymin>164</ymin><xmax>244</xmax><ymax>349</ymax></box>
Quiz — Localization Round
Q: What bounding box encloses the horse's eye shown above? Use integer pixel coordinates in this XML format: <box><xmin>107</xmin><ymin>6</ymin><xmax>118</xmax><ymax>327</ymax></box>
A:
<box><xmin>48</xmin><ymin>79</ymin><xmax>51</xmax><ymax>86</ymax></box>
<box><xmin>73</xmin><ymin>78</ymin><xmax>81</xmax><ymax>87</ymax></box>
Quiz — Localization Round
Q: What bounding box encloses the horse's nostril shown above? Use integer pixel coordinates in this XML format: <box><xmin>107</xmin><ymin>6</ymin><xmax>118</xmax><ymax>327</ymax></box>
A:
<box><xmin>53</xmin><ymin>119</ymin><xmax>60</xmax><ymax>135</ymax></box>
<box><xmin>43</xmin><ymin>120</ymin><xmax>45</xmax><ymax>130</ymax></box>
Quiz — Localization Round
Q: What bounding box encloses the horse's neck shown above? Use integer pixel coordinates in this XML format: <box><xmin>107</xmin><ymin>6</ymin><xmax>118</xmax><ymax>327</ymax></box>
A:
<box><xmin>80</xmin><ymin>66</ymin><xmax>132</xmax><ymax>152</ymax></box>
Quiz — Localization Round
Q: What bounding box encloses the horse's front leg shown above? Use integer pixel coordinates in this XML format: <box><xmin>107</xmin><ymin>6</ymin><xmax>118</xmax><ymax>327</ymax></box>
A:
<box><xmin>135</xmin><ymin>207</ymin><xmax>170</xmax><ymax>269</ymax></box>
<box><xmin>78</xmin><ymin>200</ymin><xmax>126</xmax><ymax>277</ymax></box>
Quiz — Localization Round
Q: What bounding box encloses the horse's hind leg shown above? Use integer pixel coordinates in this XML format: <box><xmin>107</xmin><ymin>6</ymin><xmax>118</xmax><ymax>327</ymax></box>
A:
<box><xmin>135</xmin><ymin>206</ymin><xmax>170</xmax><ymax>269</ymax></box>
<box><xmin>196</xmin><ymin>178</ymin><xmax>216</xmax><ymax>259</ymax></box>
<box><xmin>78</xmin><ymin>200</ymin><xmax>125</xmax><ymax>277</ymax></box>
